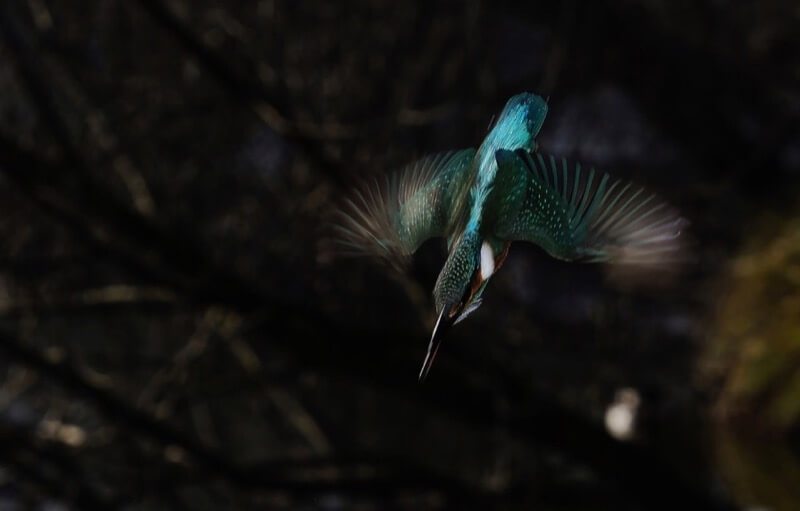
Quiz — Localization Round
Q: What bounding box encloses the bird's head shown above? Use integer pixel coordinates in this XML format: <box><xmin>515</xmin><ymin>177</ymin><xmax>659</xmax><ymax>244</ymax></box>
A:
<box><xmin>487</xmin><ymin>92</ymin><xmax>548</xmax><ymax>150</ymax></box>
<box><xmin>418</xmin><ymin>230</ymin><xmax>507</xmax><ymax>381</ymax></box>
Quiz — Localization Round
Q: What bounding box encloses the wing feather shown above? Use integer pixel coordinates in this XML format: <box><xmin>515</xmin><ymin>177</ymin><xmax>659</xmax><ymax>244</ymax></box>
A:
<box><xmin>492</xmin><ymin>148</ymin><xmax>688</xmax><ymax>269</ymax></box>
<box><xmin>330</xmin><ymin>149</ymin><xmax>476</xmax><ymax>270</ymax></box>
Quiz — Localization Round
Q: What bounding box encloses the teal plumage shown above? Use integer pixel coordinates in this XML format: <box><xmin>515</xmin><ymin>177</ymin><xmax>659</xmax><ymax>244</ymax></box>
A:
<box><xmin>491</xmin><ymin>149</ymin><xmax>686</xmax><ymax>265</ymax></box>
<box><xmin>331</xmin><ymin>92</ymin><xmax>687</xmax><ymax>380</ymax></box>
<box><xmin>333</xmin><ymin>149</ymin><xmax>475</xmax><ymax>271</ymax></box>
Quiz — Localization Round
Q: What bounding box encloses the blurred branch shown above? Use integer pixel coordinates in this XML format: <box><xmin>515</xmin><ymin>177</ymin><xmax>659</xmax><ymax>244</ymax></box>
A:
<box><xmin>222</xmin><ymin>322</ymin><xmax>334</xmax><ymax>455</ymax></box>
<box><xmin>0</xmin><ymin>285</ymin><xmax>177</xmax><ymax>317</ymax></box>
<box><xmin>134</xmin><ymin>0</ymin><xmax>356</xmax><ymax>187</ymax></box>
<box><xmin>0</xmin><ymin>327</ymin><xmax>497</xmax><ymax>503</ymax></box>
<box><xmin>0</xmin><ymin>3</ymin><xmax>86</xmax><ymax>169</ymax></box>
<box><xmin>137</xmin><ymin>0</ymin><xmax>356</xmax><ymax>140</ymax></box>
<box><xmin>0</xmin><ymin>5</ymin><xmax>271</xmax><ymax>308</ymax></box>
<box><xmin>0</xmin><ymin>327</ymin><xmax>246</xmax><ymax>480</ymax></box>
<box><xmin>0</xmin><ymin>133</ymin><xmax>267</xmax><ymax>310</ymax></box>
<box><xmin>0</xmin><ymin>422</ymin><xmax>116</xmax><ymax>509</ymax></box>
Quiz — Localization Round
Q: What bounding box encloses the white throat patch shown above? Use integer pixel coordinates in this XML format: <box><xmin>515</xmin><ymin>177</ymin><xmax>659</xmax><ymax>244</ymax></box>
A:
<box><xmin>480</xmin><ymin>241</ymin><xmax>495</xmax><ymax>280</ymax></box>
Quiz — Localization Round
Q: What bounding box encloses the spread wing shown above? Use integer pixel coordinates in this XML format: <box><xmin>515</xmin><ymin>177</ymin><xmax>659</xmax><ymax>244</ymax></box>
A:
<box><xmin>491</xmin><ymin>148</ymin><xmax>687</xmax><ymax>268</ymax></box>
<box><xmin>331</xmin><ymin>149</ymin><xmax>476</xmax><ymax>270</ymax></box>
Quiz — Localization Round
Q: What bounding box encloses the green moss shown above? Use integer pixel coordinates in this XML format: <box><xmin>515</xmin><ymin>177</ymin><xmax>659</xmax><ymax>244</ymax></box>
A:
<box><xmin>704</xmin><ymin>216</ymin><xmax>800</xmax><ymax>433</ymax></box>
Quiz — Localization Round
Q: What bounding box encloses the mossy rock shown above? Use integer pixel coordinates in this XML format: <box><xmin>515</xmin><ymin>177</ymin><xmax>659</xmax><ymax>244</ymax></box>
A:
<box><xmin>704</xmin><ymin>213</ymin><xmax>800</xmax><ymax>433</ymax></box>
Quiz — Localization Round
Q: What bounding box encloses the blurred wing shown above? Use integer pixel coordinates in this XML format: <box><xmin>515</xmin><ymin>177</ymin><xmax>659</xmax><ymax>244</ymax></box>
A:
<box><xmin>331</xmin><ymin>149</ymin><xmax>476</xmax><ymax>270</ymax></box>
<box><xmin>492</xmin><ymin>149</ymin><xmax>687</xmax><ymax>268</ymax></box>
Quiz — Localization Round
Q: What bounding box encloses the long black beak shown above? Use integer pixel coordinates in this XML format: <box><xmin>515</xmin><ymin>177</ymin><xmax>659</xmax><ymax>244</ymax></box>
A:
<box><xmin>418</xmin><ymin>308</ymin><xmax>455</xmax><ymax>382</ymax></box>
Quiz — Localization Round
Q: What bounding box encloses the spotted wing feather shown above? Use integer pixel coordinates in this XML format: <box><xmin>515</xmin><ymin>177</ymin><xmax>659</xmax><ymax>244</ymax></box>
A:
<box><xmin>492</xmin><ymin>148</ymin><xmax>687</xmax><ymax>268</ymax></box>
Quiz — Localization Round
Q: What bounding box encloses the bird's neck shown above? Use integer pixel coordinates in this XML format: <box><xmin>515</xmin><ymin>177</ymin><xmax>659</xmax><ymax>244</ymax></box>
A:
<box><xmin>466</xmin><ymin>114</ymin><xmax>535</xmax><ymax>232</ymax></box>
<box><xmin>449</xmin><ymin>97</ymin><xmax>542</xmax><ymax>243</ymax></box>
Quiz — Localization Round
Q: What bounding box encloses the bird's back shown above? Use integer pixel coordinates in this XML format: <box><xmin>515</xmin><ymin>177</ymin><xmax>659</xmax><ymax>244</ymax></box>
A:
<box><xmin>454</xmin><ymin>93</ymin><xmax>549</xmax><ymax>240</ymax></box>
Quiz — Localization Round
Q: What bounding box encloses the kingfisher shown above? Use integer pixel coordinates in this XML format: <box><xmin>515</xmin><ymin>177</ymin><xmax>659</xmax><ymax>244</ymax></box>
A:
<box><xmin>332</xmin><ymin>92</ymin><xmax>687</xmax><ymax>381</ymax></box>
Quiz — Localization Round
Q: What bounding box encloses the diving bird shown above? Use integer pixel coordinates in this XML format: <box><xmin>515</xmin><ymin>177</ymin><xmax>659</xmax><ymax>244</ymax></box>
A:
<box><xmin>331</xmin><ymin>92</ymin><xmax>687</xmax><ymax>381</ymax></box>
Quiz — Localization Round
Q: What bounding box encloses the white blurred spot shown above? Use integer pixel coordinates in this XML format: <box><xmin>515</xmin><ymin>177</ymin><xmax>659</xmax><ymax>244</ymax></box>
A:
<box><xmin>604</xmin><ymin>387</ymin><xmax>641</xmax><ymax>441</ymax></box>
<box><xmin>36</xmin><ymin>418</ymin><xmax>86</xmax><ymax>447</ymax></box>
<box><xmin>58</xmin><ymin>424</ymin><xmax>86</xmax><ymax>447</ymax></box>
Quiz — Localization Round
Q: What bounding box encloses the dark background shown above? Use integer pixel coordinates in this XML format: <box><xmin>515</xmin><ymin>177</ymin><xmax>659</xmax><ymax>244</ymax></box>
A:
<box><xmin>0</xmin><ymin>0</ymin><xmax>799</xmax><ymax>509</ymax></box>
